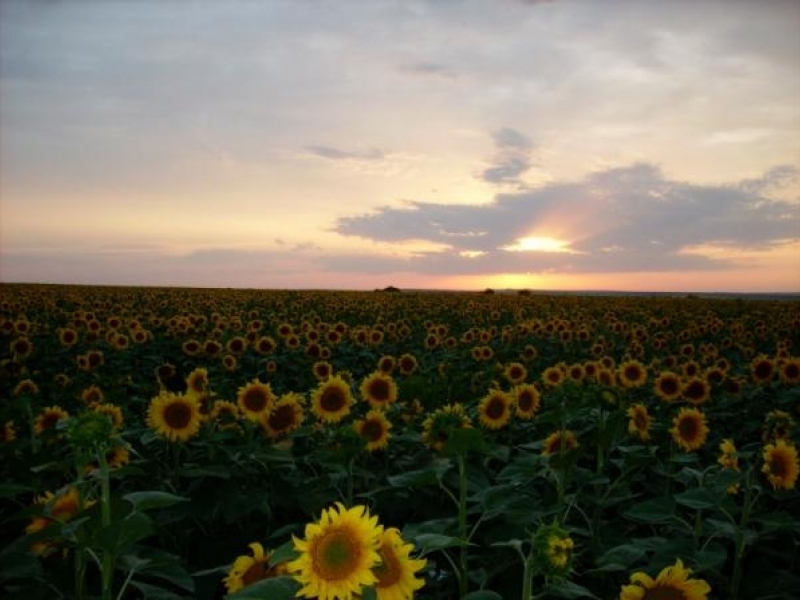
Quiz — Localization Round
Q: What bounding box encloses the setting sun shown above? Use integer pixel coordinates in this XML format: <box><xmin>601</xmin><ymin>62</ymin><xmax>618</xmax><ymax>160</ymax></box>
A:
<box><xmin>501</xmin><ymin>236</ymin><xmax>577</xmax><ymax>254</ymax></box>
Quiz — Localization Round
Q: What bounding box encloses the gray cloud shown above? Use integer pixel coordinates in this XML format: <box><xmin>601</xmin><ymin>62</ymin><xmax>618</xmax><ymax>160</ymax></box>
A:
<box><xmin>400</xmin><ymin>61</ymin><xmax>457</xmax><ymax>80</ymax></box>
<box><xmin>481</xmin><ymin>127</ymin><xmax>534</xmax><ymax>185</ymax></box>
<box><xmin>334</xmin><ymin>162</ymin><xmax>800</xmax><ymax>275</ymax></box>
<box><xmin>306</xmin><ymin>146</ymin><xmax>385</xmax><ymax>161</ymax></box>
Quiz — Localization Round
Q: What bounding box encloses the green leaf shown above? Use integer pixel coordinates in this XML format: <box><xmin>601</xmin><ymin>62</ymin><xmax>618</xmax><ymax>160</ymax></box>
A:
<box><xmin>444</xmin><ymin>427</ymin><xmax>487</xmax><ymax>456</ymax></box>
<box><xmin>623</xmin><ymin>498</ymin><xmax>677</xmax><ymax>524</ymax></box>
<box><xmin>596</xmin><ymin>543</ymin><xmax>646</xmax><ymax>570</ymax></box>
<box><xmin>411</xmin><ymin>533</ymin><xmax>464</xmax><ymax>554</ymax></box>
<box><xmin>268</xmin><ymin>539</ymin><xmax>299</xmax><ymax>566</ymax></box>
<box><xmin>543</xmin><ymin>580</ymin><xmax>601</xmax><ymax>599</ymax></box>
<box><xmin>225</xmin><ymin>576</ymin><xmax>299</xmax><ymax>599</ymax></box>
<box><xmin>95</xmin><ymin>512</ymin><xmax>155</xmax><ymax>553</ymax></box>
<box><xmin>0</xmin><ymin>483</ymin><xmax>34</xmax><ymax>499</ymax></box>
<box><xmin>123</xmin><ymin>491</ymin><xmax>189</xmax><ymax>511</ymax></box>
<box><xmin>674</xmin><ymin>488</ymin><xmax>719</xmax><ymax>510</ymax></box>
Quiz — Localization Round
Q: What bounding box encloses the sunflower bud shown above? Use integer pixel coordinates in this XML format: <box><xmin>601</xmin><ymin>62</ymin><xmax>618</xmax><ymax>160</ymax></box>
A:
<box><xmin>533</xmin><ymin>523</ymin><xmax>575</xmax><ymax>579</ymax></box>
<box><xmin>66</xmin><ymin>411</ymin><xmax>113</xmax><ymax>453</ymax></box>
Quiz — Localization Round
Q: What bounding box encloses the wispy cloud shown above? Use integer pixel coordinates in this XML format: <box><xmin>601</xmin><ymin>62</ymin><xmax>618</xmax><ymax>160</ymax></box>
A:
<box><xmin>306</xmin><ymin>146</ymin><xmax>385</xmax><ymax>161</ymax></box>
<box><xmin>480</xmin><ymin>127</ymin><xmax>534</xmax><ymax>186</ymax></box>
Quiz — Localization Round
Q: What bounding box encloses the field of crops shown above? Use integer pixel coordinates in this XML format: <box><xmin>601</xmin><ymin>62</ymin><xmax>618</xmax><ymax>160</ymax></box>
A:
<box><xmin>1</xmin><ymin>283</ymin><xmax>798</xmax><ymax>599</ymax></box>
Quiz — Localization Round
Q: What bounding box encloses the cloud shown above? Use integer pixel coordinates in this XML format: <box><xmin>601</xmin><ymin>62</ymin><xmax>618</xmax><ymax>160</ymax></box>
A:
<box><xmin>480</xmin><ymin>127</ymin><xmax>534</xmax><ymax>185</ymax></box>
<box><xmin>306</xmin><ymin>146</ymin><xmax>385</xmax><ymax>161</ymax></box>
<box><xmin>400</xmin><ymin>61</ymin><xmax>457</xmax><ymax>80</ymax></box>
<box><xmin>333</xmin><ymin>162</ymin><xmax>800</xmax><ymax>275</ymax></box>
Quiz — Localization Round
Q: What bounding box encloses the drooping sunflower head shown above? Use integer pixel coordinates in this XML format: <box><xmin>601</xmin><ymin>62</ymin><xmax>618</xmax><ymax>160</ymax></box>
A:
<box><xmin>478</xmin><ymin>389</ymin><xmax>513</xmax><ymax>430</ymax></box>
<box><xmin>34</xmin><ymin>406</ymin><xmax>70</xmax><ymax>435</ymax></box>
<box><xmin>373</xmin><ymin>528</ymin><xmax>427</xmax><ymax>599</ymax></box>
<box><xmin>146</xmin><ymin>391</ymin><xmax>203</xmax><ymax>443</ymax></box>
<box><xmin>311</xmin><ymin>375</ymin><xmax>354</xmax><ymax>424</ymax></box>
<box><xmin>13</xmin><ymin>378</ymin><xmax>39</xmax><ymax>397</ymax></box>
<box><xmin>762</xmin><ymin>409</ymin><xmax>796</xmax><ymax>443</ymax></box>
<box><xmin>186</xmin><ymin>368</ymin><xmax>209</xmax><ymax>395</ymax></box>
<box><xmin>359</xmin><ymin>371</ymin><xmax>398</xmax><ymax>410</ymax></box>
<box><xmin>627</xmin><ymin>403</ymin><xmax>652</xmax><ymax>442</ymax></box>
<box><xmin>236</xmin><ymin>379</ymin><xmax>276</xmax><ymax>422</ymax></box>
<box><xmin>512</xmin><ymin>383</ymin><xmax>541</xmax><ymax>420</ymax></box>
<box><xmin>620</xmin><ymin>558</ymin><xmax>711</xmax><ymax>600</ymax></box>
<box><xmin>762</xmin><ymin>439</ymin><xmax>799</xmax><ymax>491</ymax></box>
<box><xmin>354</xmin><ymin>409</ymin><xmax>392</xmax><ymax>452</ymax></box>
<box><xmin>421</xmin><ymin>403</ymin><xmax>472</xmax><ymax>452</ymax></box>
<box><xmin>93</xmin><ymin>403</ymin><xmax>124</xmax><ymax>429</ymax></box>
<box><xmin>223</xmin><ymin>542</ymin><xmax>288</xmax><ymax>593</ymax></box>
<box><xmin>533</xmin><ymin>523</ymin><xmax>575</xmax><ymax>578</ymax></box>
<box><xmin>670</xmin><ymin>407</ymin><xmax>709</xmax><ymax>452</ymax></box>
<box><xmin>542</xmin><ymin>430</ymin><xmax>579</xmax><ymax>455</ymax></box>
<box><xmin>261</xmin><ymin>393</ymin><xmax>305</xmax><ymax>440</ymax></box>
<box><xmin>289</xmin><ymin>502</ymin><xmax>383</xmax><ymax>600</ymax></box>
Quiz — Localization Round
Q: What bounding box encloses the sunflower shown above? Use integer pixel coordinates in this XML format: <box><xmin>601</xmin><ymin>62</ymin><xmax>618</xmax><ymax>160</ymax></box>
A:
<box><xmin>146</xmin><ymin>391</ymin><xmax>203</xmax><ymax>442</ymax></box>
<box><xmin>620</xmin><ymin>558</ymin><xmax>711</xmax><ymax>600</ymax></box>
<box><xmin>354</xmin><ymin>409</ymin><xmax>392</xmax><ymax>452</ymax></box>
<box><xmin>210</xmin><ymin>400</ymin><xmax>241</xmax><ymax>431</ymax></box>
<box><xmin>627</xmin><ymin>403</ymin><xmax>652</xmax><ymax>442</ymax></box>
<box><xmin>186</xmin><ymin>367</ymin><xmax>209</xmax><ymax>395</ymax></box>
<box><xmin>750</xmin><ymin>355</ymin><xmax>775</xmax><ymax>384</ymax></box>
<box><xmin>289</xmin><ymin>502</ymin><xmax>383</xmax><ymax>600</ymax></box>
<box><xmin>58</xmin><ymin>328</ymin><xmax>78</xmax><ymax>347</ymax></box>
<box><xmin>762</xmin><ymin>409</ymin><xmax>795</xmax><ymax>442</ymax></box>
<box><xmin>654</xmin><ymin>371</ymin><xmax>683</xmax><ymax>403</ymax></box>
<box><xmin>566</xmin><ymin>363</ymin><xmax>586</xmax><ymax>384</ymax></box>
<box><xmin>10</xmin><ymin>336</ymin><xmax>33</xmax><ymax>360</ymax></box>
<box><xmin>313</xmin><ymin>361</ymin><xmax>334</xmax><ymax>381</ymax></box>
<box><xmin>618</xmin><ymin>360</ymin><xmax>647</xmax><ymax>389</ymax></box>
<box><xmin>682</xmin><ymin>377</ymin><xmax>710</xmax><ymax>405</ymax></box>
<box><xmin>224</xmin><ymin>542</ymin><xmax>288</xmax><ymax>593</ymax></box>
<box><xmin>237</xmin><ymin>379</ymin><xmax>276</xmax><ymax>422</ymax></box>
<box><xmin>779</xmin><ymin>357</ymin><xmax>800</xmax><ymax>385</ymax></box>
<box><xmin>542</xmin><ymin>430</ymin><xmax>578</xmax><ymax>455</ymax></box>
<box><xmin>360</xmin><ymin>371</ymin><xmax>399</xmax><ymax>410</ymax></box>
<box><xmin>512</xmin><ymin>383</ymin><xmax>541</xmax><ymax>420</ymax></box>
<box><xmin>670</xmin><ymin>408</ymin><xmax>709</xmax><ymax>452</ymax></box>
<box><xmin>373</xmin><ymin>528</ymin><xmax>427</xmax><ymax>600</ymax></box>
<box><xmin>397</xmin><ymin>353</ymin><xmax>418</xmax><ymax>375</ymax></box>
<box><xmin>542</xmin><ymin>366</ymin><xmax>565</xmax><ymax>387</ymax></box>
<box><xmin>533</xmin><ymin>524</ymin><xmax>575</xmax><ymax>578</ymax></box>
<box><xmin>421</xmin><ymin>403</ymin><xmax>472</xmax><ymax>452</ymax></box>
<box><xmin>1</xmin><ymin>420</ymin><xmax>16</xmax><ymax>444</ymax></box>
<box><xmin>13</xmin><ymin>378</ymin><xmax>39</xmax><ymax>396</ymax></box>
<box><xmin>222</xmin><ymin>354</ymin><xmax>238</xmax><ymax>371</ymax></box>
<box><xmin>204</xmin><ymin>339</ymin><xmax>223</xmax><ymax>357</ymax></box>
<box><xmin>93</xmin><ymin>403</ymin><xmax>124</xmax><ymax>429</ymax></box>
<box><xmin>312</xmin><ymin>375</ymin><xmax>354</xmax><ymax>424</ymax></box>
<box><xmin>762</xmin><ymin>439</ymin><xmax>799</xmax><ymax>490</ymax></box>
<box><xmin>718</xmin><ymin>439</ymin><xmax>739</xmax><ymax>470</ymax></box>
<box><xmin>377</xmin><ymin>355</ymin><xmax>396</xmax><ymax>374</ymax></box>
<box><xmin>261</xmin><ymin>392</ymin><xmax>305</xmax><ymax>439</ymax></box>
<box><xmin>226</xmin><ymin>335</ymin><xmax>248</xmax><ymax>355</ymax></box>
<box><xmin>504</xmin><ymin>362</ymin><xmax>528</xmax><ymax>385</ymax></box>
<box><xmin>478</xmin><ymin>389</ymin><xmax>513</xmax><ymax>430</ymax></box>
<box><xmin>33</xmin><ymin>406</ymin><xmax>70</xmax><ymax>435</ymax></box>
<box><xmin>182</xmin><ymin>339</ymin><xmax>202</xmax><ymax>356</ymax></box>
<box><xmin>81</xmin><ymin>385</ymin><xmax>105</xmax><ymax>406</ymax></box>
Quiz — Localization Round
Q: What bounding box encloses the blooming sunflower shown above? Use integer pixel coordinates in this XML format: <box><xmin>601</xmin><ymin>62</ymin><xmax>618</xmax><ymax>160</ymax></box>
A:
<box><xmin>2</xmin><ymin>420</ymin><xmax>16</xmax><ymax>444</ymax></box>
<box><xmin>654</xmin><ymin>371</ymin><xmax>683</xmax><ymax>403</ymax></box>
<box><xmin>670</xmin><ymin>408</ymin><xmax>709</xmax><ymax>452</ymax></box>
<box><xmin>311</xmin><ymin>375</ymin><xmax>354</xmax><ymax>424</ymax></box>
<box><xmin>421</xmin><ymin>403</ymin><xmax>472</xmax><ymax>452</ymax></box>
<box><xmin>762</xmin><ymin>439</ymin><xmax>799</xmax><ymax>490</ymax></box>
<box><xmin>223</xmin><ymin>542</ymin><xmax>288</xmax><ymax>593</ymax></box>
<box><xmin>620</xmin><ymin>558</ymin><xmax>711</xmax><ymax>600</ymax></box>
<box><xmin>618</xmin><ymin>360</ymin><xmax>648</xmax><ymax>389</ymax></box>
<box><xmin>512</xmin><ymin>383</ymin><xmax>541</xmax><ymax>420</ymax></box>
<box><xmin>373</xmin><ymin>528</ymin><xmax>427</xmax><ymax>600</ymax></box>
<box><xmin>289</xmin><ymin>502</ymin><xmax>383</xmax><ymax>600</ymax></box>
<box><xmin>682</xmin><ymin>377</ymin><xmax>710</xmax><ymax>405</ymax></box>
<box><xmin>33</xmin><ymin>406</ymin><xmax>70</xmax><ymax>435</ymax></box>
<box><xmin>186</xmin><ymin>367</ymin><xmax>209</xmax><ymax>396</ymax></box>
<box><xmin>779</xmin><ymin>357</ymin><xmax>800</xmax><ymax>385</ymax></box>
<box><xmin>377</xmin><ymin>355</ymin><xmax>396</xmax><ymax>374</ymax></box>
<box><xmin>397</xmin><ymin>353</ymin><xmax>418</xmax><ymax>376</ymax></box>
<box><xmin>261</xmin><ymin>392</ymin><xmax>305</xmax><ymax>439</ymax></box>
<box><xmin>504</xmin><ymin>362</ymin><xmax>528</xmax><ymax>385</ymax></box>
<box><xmin>542</xmin><ymin>430</ymin><xmax>579</xmax><ymax>455</ymax></box>
<box><xmin>360</xmin><ymin>371</ymin><xmax>399</xmax><ymax>410</ymax></box>
<box><xmin>210</xmin><ymin>400</ymin><xmax>241</xmax><ymax>431</ymax></box>
<box><xmin>627</xmin><ymin>403</ymin><xmax>652</xmax><ymax>442</ymax></box>
<box><xmin>354</xmin><ymin>409</ymin><xmax>392</xmax><ymax>452</ymax></box>
<box><xmin>81</xmin><ymin>385</ymin><xmax>105</xmax><ymax>405</ymax></box>
<box><xmin>478</xmin><ymin>389</ymin><xmax>513</xmax><ymax>430</ymax></box>
<box><xmin>93</xmin><ymin>403</ymin><xmax>124</xmax><ymax>429</ymax></box>
<box><xmin>13</xmin><ymin>378</ymin><xmax>39</xmax><ymax>396</ymax></box>
<box><xmin>750</xmin><ymin>355</ymin><xmax>775</xmax><ymax>384</ymax></box>
<box><xmin>237</xmin><ymin>379</ymin><xmax>276</xmax><ymax>422</ymax></box>
<box><xmin>146</xmin><ymin>391</ymin><xmax>202</xmax><ymax>442</ymax></box>
<box><xmin>542</xmin><ymin>366</ymin><xmax>565</xmax><ymax>387</ymax></box>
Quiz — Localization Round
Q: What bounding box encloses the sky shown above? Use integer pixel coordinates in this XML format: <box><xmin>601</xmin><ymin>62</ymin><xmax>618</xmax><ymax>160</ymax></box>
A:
<box><xmin>1</xmin><ymin>0</ymin><xmax>799</xmax><ymax>293</ymax></box>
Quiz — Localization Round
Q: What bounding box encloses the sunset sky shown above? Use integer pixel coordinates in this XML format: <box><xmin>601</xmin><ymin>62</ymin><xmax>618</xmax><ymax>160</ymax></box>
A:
<box><xmin>1</xmin><ymin>0</ymin><xmax>799</xmax><ymax>292</ymax></box>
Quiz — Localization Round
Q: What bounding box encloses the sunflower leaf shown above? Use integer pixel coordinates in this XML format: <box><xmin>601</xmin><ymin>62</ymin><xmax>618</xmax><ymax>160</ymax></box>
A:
<box><xmin>224</xmin><ymin>576</ymin><xmax>299</xmax><ymax>599</ymax></box>
<box><xmin>123</xmin><ymin>491</ymin><xmax>189</xmax><ymax>512</ymax></box>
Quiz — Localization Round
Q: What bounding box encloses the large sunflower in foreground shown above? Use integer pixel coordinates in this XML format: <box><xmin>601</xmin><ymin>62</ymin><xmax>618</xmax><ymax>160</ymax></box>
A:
<box><xmin>478</xmin><ymin>389</ymin><xmax>513</xmax><ymax>430</ymax></box>
<box><xmin>289</xmin><ymin>503</ymin><xmax>383</xmax><ymax>600</ymax></box>
<box><xmin>223</xmin><ymin>542</ymin><xmax>287</xmax><ymax>593</ymax></box>
<box><xmin>311</xmin><ymin>375</ymin><xmax>354</xmax><ymax>423</ymax></box>
<box><xmin>373</xmin><ymin>528</ymin><xmax>427</xmax><ymax>600</ymax></box>
<box><xmin>620</xmin><ymin>558</ymin><xmax>710</xmax><ymax>600</ymax></box>
<box><xmin>762</xmin><ymin>439</ymin><xmax>799</xmax><ymax>490</ymax></box>
<box><xmin>146</xmin><ymin>391</ymin><xmax>202</xmax><ymax>442</ymax></box>
<box><xmin>670</xmin><ymin>408</ymin><xmax>709</xmax><ymax>452</ymax></box>
<box><xmin>236</xmin><ymin>379</ymin><xmax>276</xmax><ymax>422</ymax></box>
<box><xmin>359</xmin><ymin>371</ymin><xmax>398</xmax><ymax>410</ymax></box>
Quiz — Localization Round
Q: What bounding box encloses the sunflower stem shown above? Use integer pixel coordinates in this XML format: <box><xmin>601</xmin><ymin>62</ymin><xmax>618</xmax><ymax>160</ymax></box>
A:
<box><xmin>74</xmin><ymin>467</ymin><xmax>87</xmax><ymax>600</ymax></box>
<box><xmin>98</xmin><ymin>448</ymin><xmax>114</xmax><ymax>600</ymax></box>
<box><xmin>457</xmin><ymin>452</ymin><xmax>469</xmax><ymax>599</ymax></box>
<box><xmin>730</xmin><ymin>467</ymin><xmax>757</xmax><ymax>600</ymax></box>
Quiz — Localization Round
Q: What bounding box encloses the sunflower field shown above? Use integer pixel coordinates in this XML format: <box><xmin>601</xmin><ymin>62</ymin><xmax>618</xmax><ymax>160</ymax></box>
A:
<box><xmin>1</xmin><ymin>283</ymin><xmax>799</xmax><ymax>600</ymax></box>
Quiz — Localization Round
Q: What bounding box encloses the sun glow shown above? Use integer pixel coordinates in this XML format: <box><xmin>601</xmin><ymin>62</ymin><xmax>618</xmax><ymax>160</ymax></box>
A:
<box><xmin>500</xmin><ymin>236</ymin><xmax>577</xmax><ymax>253</ymax></box>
